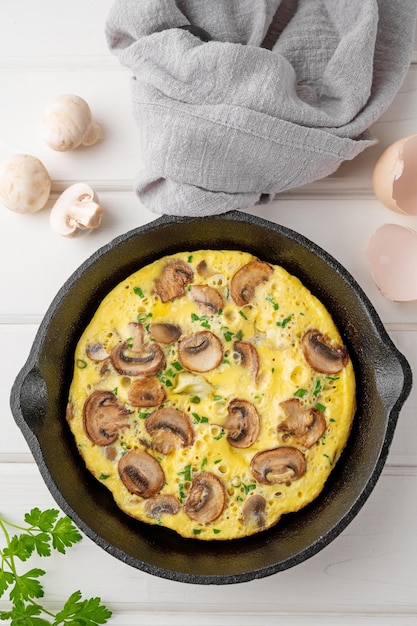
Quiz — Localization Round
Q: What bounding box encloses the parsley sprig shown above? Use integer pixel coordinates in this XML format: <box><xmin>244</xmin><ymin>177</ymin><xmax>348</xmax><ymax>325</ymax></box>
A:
<box><xmin>0</xmin><ymin>508</ymin><xmax>112</xmax><ymax>625</ymax></box>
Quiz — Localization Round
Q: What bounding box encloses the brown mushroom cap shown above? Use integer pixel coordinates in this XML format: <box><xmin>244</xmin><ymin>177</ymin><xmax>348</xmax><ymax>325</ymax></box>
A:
<box><xmin>150</xmin><ymin>323</ymin><xmax>182</xmax><ymax>344</ymax></box>
<box><xmin>242</xmin><ymin>494</ymin><xmax>267</xmax><ymax>529</ymax></box>
<box><xmin>233</xmin><ymin>340</ymin><xmax>259</xmax><ymax>379</ymax></box>
<box><xmin>279</xmin><ymin>398</ymin><xmax>327</xmax><ymax>448</ymax></box>
<box><xmin>128</xmin><ymin>377</ymin><xmax>166</xmax><ymax>407</ymax></box>
<box><xmin>118</xmin><ymin>449</ymin><xmax>165</xmax><ymax>498</ymax></box>
<box><xmin>224</xmin><ymin>399</ymin><xmax>260</xmax><ymax>448</ymax></box>
<box><xmin>83</xmin><ymin>390</ymin><xmax>131</xmax><ymax>446</ymax></box>
<box><xmin>145</xmin><ymin>407</ymin><xmax>195</xmax><ymax>454</ymax></box>
<box><xmin>190</xmin><ymin>284</ymin><xmax>223</xmax><ymax>315</ymax></box>
<box><xmin>110</xmin><ymin>335</ymin><xmax>165</xmax><ymax>376</ymax></box>
<box><xmin>251</xmin><ymin>447</ymin><xmax>306</xmax><ymax>484</ymax></box>
<box><xmin>196</xmin><ymin>259</ymin><xmax>216</xmax><ymax>278</ymax></box>
<box><xmin>86</xmin><ymin>343</ymin><xmax>109</xmax><ymax>361</ymax></box>
<box><xmin>184</xmin><ymin>472</ymin><xmax>226</xmax><ymax>524</ymax></box>
<box><xmin>230</xmin><ymin>260</ymin><xmax>273</xmax><ymax>306</ymax></box>
<box><xmin>153</xmin><ymin>259</ymin><xmax>194</xmax><ymax>302</ymax></box>
<box><xmin>301</xmin><ymin>329</ymin><xmax>349</xmax><ymax>374</ymax></box>
<box><xmin>144</xmin><ymin>494</ymin><xmax>180</xmax><ymax>519</ymax></box>
<box><xmin>178</xmin><ymin>331</ymin><xmax>223</xmax><ymax>373</ymax></box>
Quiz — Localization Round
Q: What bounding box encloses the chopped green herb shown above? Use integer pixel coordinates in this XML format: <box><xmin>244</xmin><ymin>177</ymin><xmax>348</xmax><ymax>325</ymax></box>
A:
<box><xmin>201</xmin><ymin>457</ymin><xmax>208</xmax><ymax>471</ymax></box>
<box><xmin>172</xmin><ymin>361</ymin><xmax>183</xmax><ymax>371</ymax></box>
<box><xmin>112</xmin><ymin>387</ymin><xmax>118</xmax><ymax>396</ymax></box>
<box><xmin>133</xmin><ymin>286</ymin><xmax>145</xmax><ymax>298</ymax></box>
<box><xmin>213</xmin><ymin>529</ymin><xmax>221</xmax><ymax>535</ymax></box>
<box><xmin>76</xmin><ymin>359</ymin><xmax>87</xmax><ymax>369</ymax></box>
<box><xmin>213</xmin><ymin>395</ymin><xmax>223</xmax><ymax>401</ymax></box>
<box><xmin>178</xmin><ymin>483</ymin><xmax>186</xmax><ymax>503</ymax></box>
<box><xmin>137</xmin><ymin>311</ymin><xmax>153</xmax><ymax>324</ymax></box>
<box><xmin>191</xmin><ymin>312</ymin><xmax>211</xmax><ymax>329</ymax></box>
<box><xmin>99</xmin><ymin>474</ymin><xmax>110</xmax><ymax>480</ymax></box>
<box><xmin>329</xmin><ymin>418</ymin><xmax>336</xmax><ymax>423</ymax></box>
<box><xmin>239</xmin><ymin>310</ymin><xmax>248</xmax><ymax>320</ymax></box>
<box><xmin>138</xmin><ymin>411</ymin><xmax>151</xmax><ymax>420</ymax></box>
<box><xmin>191</xmin><ymin>412</ymin><xmax>208</xmax><ymax>424</ymax></box>
<box><xmin>323</xmin><ymin>453</ymin><xmax>333</xmax><ymax>466</ymax></box>
<box><xmin>315</xmin><ymin>402</ymin><xmax>326</xmax><ymax>413</ymax></box>
<box><xmin>242</xmin><ymin>483</ymin><xmax>256</xmax><ymax>495</ymax></box>
<box><xmin>294</xmin><ymin>388</ymin><xmax>308</xmax><ymax>398</ymax></box>
<box><xmin>214</xmin><ymin>429</ymin><xmax>225</xmax><ymax>441</ymax></box>
<box><xmin>192</xmin><ymin>528</ymin><xmax>202</xmax><ymax>535</ymax></box>
<box><xmin>178</xmin><ymin>464</ymin><xmax>192</xmax><ymax>482</ymax></box>
<box><xmin>313</xmin><ymin>378</ymin><xmax>322</xmax><ymax>397</ymax></box>
<box><xmin>276</xmin><ymin>314</ymin><xmax>293</xmax><ymax>328</ymax></box>
<box><xmin>223</xmin><ymin>330</ymin><xmax>234</xmax><ymax>342</ymax></box>
<box><xmin>266</xmin><ymin>294</ymin><xmax>279</xmax><ymax>310</ymax></box>
<box><xmin>190</xmin><ymin>395</ymin><xmax>201</xmax><ymax>404</ymax></box>
<box><xmin>214</xmin><ymin>459</ymin><xmax>222</xmax><ymax>465</ymax></box>
<box><xmin>188</xmin><ymin>255</ymin><xmax>193</xmax><ymax>263</ymax></box>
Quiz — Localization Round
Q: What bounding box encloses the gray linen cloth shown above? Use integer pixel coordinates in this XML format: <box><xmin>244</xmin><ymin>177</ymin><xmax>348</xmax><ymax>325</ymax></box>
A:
<box><xmin>106</xmin><ymin>0</ymin><xmax>417</xmax><ymax>217</ymax></box>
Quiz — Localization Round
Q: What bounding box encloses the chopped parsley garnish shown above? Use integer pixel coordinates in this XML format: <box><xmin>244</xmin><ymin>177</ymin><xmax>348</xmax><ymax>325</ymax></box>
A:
<box><xmin>266</xmin><ymin>294</ymin><xmax>279</xmax><ymax>310</ymax></box>
<box><xmin>276</xmin><ymin>314</ymin><xmax>293</xmax><ymax>328</ymax></box>
<box><xmin>241</xmin><ymin>482</ymin><xmax>256</xmax><ymax>495</ymax></box>
<box><xmin>191</xmin><ymin>312</ymin><xmax>211</xmax><ymax>329</ymax></box>
<box><xmin>294</xmin><ymin>388</ymin><xmax>308</xmax><ymax>398</ymax></box>
<box><xmin>133</xmin><ymin>286</ymin><xmax>145</xmax><ymax>298</ymax></box>
<box><xmin>313</xmin><ymin>378</ymin><xmax>322</xmax><ymax>397</ymax></box>
<box><xmin>178</xmin><ymin>464</ymin><xmax>192</xmax><ymax>482</ymax></box>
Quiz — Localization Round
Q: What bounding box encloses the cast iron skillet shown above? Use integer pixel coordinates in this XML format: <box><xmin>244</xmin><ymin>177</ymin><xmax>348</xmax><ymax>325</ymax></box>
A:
<box><xmin>10</xmin><ymin>210</ymin><xmax>412</xmax><ymax>585</ymax></box>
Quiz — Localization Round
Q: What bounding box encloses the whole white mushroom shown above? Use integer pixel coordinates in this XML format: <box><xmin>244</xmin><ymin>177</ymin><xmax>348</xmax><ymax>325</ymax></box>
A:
<box><xmin>50</xmin><ymin>183</ymin><xmax>103</xmax><ymax>236</ymax></box>
<box><xmin>0</xmin><ymin>153</ymin><xmax>51</xmax><ymax>213</ymax></box>
<box><xmin>41</xmin><ymin>94</ymin><xmax>101</xmax><ymax>151</ymax></box>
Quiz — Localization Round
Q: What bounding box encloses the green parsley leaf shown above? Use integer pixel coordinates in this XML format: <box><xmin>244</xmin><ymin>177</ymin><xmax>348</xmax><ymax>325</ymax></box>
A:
<box><xmin>0</xmin><ymin>510</ymin><xmax>111</xmax><ymax>624</ymax></box>
<box><xmin>51</xmin><ymin>517</ymin><xmax>82</xmax><ymax>554</ymax></box>
<box><xmin>55</xmin><ymin>590</ymin><xmax>112</xmax><ymax>625</ymax></box>
<box><xmin>9</xmin><ymin>568</ymin><xmax>45</xmax><ymax>603</ymax></box>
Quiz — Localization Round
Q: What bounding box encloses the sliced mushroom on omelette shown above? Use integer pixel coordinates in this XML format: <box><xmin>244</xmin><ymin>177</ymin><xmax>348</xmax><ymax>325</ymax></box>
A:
<box><xmin>67</xmin><ymin>250</ymin><xmax>356</xmax><ymax>540</ymax></box>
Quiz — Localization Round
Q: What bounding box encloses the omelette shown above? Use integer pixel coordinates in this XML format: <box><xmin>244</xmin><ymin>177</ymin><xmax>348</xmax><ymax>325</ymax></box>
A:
<box><xmin>67</xmin><ymin>250</ymin><xmax>356</xmax><ymax>540</ymax></box>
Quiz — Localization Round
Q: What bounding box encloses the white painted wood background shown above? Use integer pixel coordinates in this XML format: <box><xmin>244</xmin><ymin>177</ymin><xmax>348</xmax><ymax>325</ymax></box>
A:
<box><xmin>1</xmin><ymin>2</ymin><xmax>417</xmax><ymax>624</ymax></box>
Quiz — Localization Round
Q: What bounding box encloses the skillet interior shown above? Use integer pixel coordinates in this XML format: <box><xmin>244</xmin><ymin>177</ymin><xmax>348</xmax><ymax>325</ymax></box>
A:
<box><xmin>10</xmin><ymin>210</ymin><xmax>412</xmax><ymax>584</ymax></box>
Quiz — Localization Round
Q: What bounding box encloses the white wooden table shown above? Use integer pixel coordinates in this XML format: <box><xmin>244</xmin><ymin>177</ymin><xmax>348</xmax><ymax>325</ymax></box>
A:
<box><xmin>1</xmin><ymin>2</ymin><xmax>417</xmax><ymax>624</ymax></box>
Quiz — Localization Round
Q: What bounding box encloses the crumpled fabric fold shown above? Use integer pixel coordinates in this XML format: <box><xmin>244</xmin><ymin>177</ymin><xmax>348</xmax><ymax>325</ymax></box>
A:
<box><xmin>105</xmin><ymin>0</ymin><xmax>417</xmax><ymax>216</ymax></box>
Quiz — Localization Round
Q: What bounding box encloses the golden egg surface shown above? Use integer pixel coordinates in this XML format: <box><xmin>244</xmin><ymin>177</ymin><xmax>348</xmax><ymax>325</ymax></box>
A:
<box><xmin>67</xmin><ymin>250</ymin><xmax>356</xmax><ymax>540</ymax></box>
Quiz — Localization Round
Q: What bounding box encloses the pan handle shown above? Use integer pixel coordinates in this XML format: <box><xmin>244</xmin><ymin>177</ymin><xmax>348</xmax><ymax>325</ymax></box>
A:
<box><xmin>10</xmin><ymin>364</ymin><xmax>48</xmax><ymax>438</ymax></box>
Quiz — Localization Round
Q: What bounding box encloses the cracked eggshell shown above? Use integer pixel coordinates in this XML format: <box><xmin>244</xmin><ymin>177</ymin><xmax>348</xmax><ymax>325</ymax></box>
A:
<box><xmin>0</xmin><ymin>153</ymin><xmax>51</xmax><ymax>214</ymax></box>
<box><xmin>372</xmin><ymin>134</ymin><xmax>417</xmax><ymax>215</ymax></box>
<box><xmin>366</xmin><ymin>223</ymin><xmax>417</xmax><ymax>302</ymax></box>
